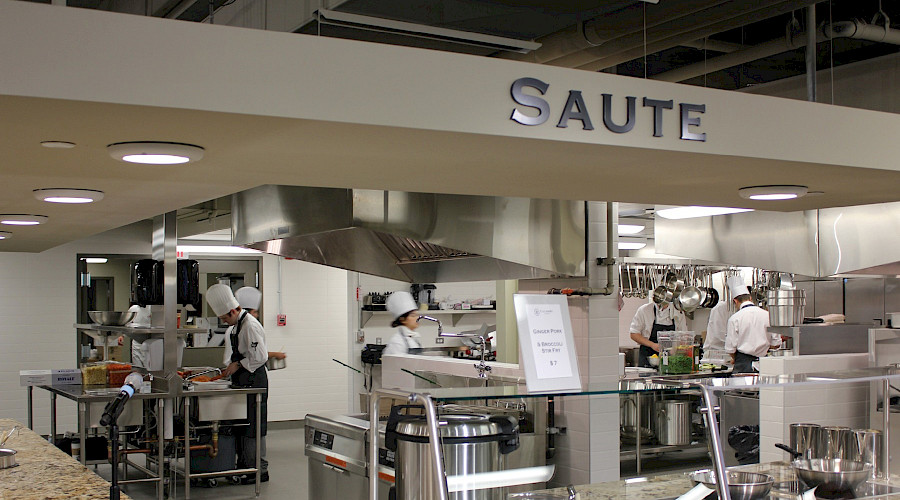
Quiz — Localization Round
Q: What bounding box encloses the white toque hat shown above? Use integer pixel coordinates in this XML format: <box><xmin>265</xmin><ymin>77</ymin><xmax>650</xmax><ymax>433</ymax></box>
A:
<box><xmin>726</xmin><ymin>276</ymin><xmax>750</xmax><ymax>298</ymax></box>
<box><xmin>386</xmin><ymin>291</ymin><xmax>418</xmax><ymax>320</ymax></box>
<box><xmin>207</xmin><ymin>284</ymin><xmax>239</xmax><ymax>316</ymax></box>
<box><xmin>235</xmin><ymin>287</ymin><xmax>262</xmax><ymax>310</ymax></box>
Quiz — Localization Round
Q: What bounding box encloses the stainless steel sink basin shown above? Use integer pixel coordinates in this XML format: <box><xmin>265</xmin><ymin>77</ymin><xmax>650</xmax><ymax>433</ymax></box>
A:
<box><xmin>195</xmin><ymin>394</ymin><xmax>247</xmax><ymax>421</ymax></box>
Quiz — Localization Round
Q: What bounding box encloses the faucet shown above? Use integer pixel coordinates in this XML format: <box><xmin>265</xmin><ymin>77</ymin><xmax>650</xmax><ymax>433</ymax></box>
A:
<box><xmin>420</xmin><ymin>315</ymin><xmax>493</xmax><ymax>379</ymax></box>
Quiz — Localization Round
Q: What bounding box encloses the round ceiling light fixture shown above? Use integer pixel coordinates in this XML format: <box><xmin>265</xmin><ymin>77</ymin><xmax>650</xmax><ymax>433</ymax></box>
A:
<box><xmin>738</xmin><ymin>185</ymin><xmax>808</xmax><ymax>201</ymax></box>
<box><xmin>40</xmin><ymin>141</ymin><xmax>76</xmax><ymax>149</ymax></box>
<box><xmin>618</xmin><ymin>224</ymin><xmax>645</xmax><ymax>235</ymax></box>
<box><xmin>34</xmin><ymin>188</ymin><xmax>104</xmax><ymax>204</ymax></box>
<box><xmin>107</xmin><ymin>141</ymin><xmax>205</xmax><ymax>165</ymax></box>
<box><xmin>0</xmin><ymin>231</ymin><xmax>11</xmax><ymax>240</ymax></box>
<box><xmin>0</xmin><ymin>214</ymin><xmax>48</xmax><ymax>226</ymax></box>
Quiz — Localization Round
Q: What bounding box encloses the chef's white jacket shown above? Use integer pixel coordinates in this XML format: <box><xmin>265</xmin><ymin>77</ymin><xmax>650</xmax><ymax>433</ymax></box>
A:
<box><xmin>724</xmin><ymin>302</ymin><xmax>781</xmax><ymax>357</ymax></box>
<box><xmin>629</xmin><ymin>302</ymin><xmax>686</xmax><ymax>339</ymax></box>
<box><xmin>223</xmin><ymin>312</ymin><xmax>268</xmax><ymax>372</ymax></box>
<box><xmin>703</xmin><ymin>301</ymin><xmax>732</xmax><ymax>351</ymax></box>
<box><xmin>383</xmin><ymin>326</ymin><xmax>422</xmax><ymax>355</ymax></box>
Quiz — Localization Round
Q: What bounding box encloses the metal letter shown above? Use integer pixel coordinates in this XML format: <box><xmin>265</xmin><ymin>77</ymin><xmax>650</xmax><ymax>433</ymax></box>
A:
<box><xmin>680</xmin><ymin>103</ymin><xmax>707</xmax><ymax>141</ymax></box>
<box><xmin>557</xmin><ymin>90</ymin><xmax>594</xmax><ymax>130</ymax></box>
<box><xmin>510</xmin><ymin>77</ymin><xmax>550</xmax><ymax>126</ymax></box>
<box><xmin>643</xmin><ymin>98</ymin><xmax>673</xmax><ymax>137</ymax></box>
<box><xmin>602</xmin><ymin>94</ymin><xmax>636</xmax><ymax>133</ymax></box>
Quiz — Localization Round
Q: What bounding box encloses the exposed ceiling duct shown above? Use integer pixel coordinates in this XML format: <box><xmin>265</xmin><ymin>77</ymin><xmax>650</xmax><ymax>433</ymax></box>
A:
<box><xmin>230</xmin><ymin>185</ymin><xmax>586</xmax><ymax>283</ymax></box>
<box><xmin>654</xmin><ymin>18</ymin><xmax>900</xmax><ymax>83</ymax></box>
<box><xmin>654</xmin><ymin>201</ymin><xmax>900</xmax><ymax>277</ymax></box>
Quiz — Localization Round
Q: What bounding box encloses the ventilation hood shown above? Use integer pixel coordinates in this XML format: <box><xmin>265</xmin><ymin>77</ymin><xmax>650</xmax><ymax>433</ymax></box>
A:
<box><xmin>655</xmin><ymin>201</ymin><xmax>900</xmax><ymax>277</ymax></box>
<box><xmin>231</xmin><ymin>185</ymin><xmax>586</xmax><ymax>282</ymax></box>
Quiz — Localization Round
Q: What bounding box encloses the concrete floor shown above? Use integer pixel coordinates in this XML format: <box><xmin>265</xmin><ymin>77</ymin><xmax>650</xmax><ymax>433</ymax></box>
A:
<box><xmin>96</xmin><ymin>426</ymin><xmax>309</xmax><ymax>500</ymax></box>
<box><xmin>94</xmin><ymin>427</ymin><xmax>710</xmax><ymax>499</ymax></box>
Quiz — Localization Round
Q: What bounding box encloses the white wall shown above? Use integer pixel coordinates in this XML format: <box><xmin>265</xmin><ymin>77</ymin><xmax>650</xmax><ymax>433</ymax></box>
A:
<box><xmin>0</xmin><ymin>222</ymin><xmax>152</xmax><ymax>436</ymax></box>
<box><xmin>260</xmin><ymin>254</ymin><xmax>349</xmax><ymax>421</ymax></box>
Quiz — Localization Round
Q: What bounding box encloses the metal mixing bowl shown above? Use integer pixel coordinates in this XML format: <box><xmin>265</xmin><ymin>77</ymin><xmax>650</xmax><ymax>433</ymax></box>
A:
<box><xmin>791</xmin><ymin>459</ymin><xmax>872</xmax><ymax>497</ymax></box>
<box><xmin>690</xmin><ymin>470</ymin><xmax>775</xmax><ymax>500</ymax></box>
<box><xmin>88</xmin><ymin>310</ymin><xmax>136</xmax><ymax>326</ymax></box>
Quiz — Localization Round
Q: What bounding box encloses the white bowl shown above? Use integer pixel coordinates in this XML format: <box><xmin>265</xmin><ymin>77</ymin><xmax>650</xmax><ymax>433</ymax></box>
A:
<box><xmin>648</xmin><ymin>356</ymin><xmax>660</xmax><ymax>367</ymax></box>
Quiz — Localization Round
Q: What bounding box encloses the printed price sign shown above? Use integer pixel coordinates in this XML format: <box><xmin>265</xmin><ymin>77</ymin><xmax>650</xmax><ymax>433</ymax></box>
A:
<box><xmin>514</xmin><ymin>294</ymin><xmax>582</xmax><ymax>393</ymax></box>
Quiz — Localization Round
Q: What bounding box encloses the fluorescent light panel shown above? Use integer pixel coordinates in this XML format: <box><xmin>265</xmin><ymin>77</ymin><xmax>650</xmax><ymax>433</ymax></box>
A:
<box><xmin>84</xmin><ymin>257</ymin><xmax>108</xmax><ymax>264</ymax></box>
<box><xmin>618</xmin><ymin>241</ymin><xmax>647</xmax><ymax>250</ymax></box>
<box><xmin>618</xmin><ymin>224</ymin><xmax>645</xmax><ymax>235</ymax></box>
<box><xmin>656</xmin><ymin>206</ymin><xmax>753</xmax><ymax>220</ymax></box>
<box><xmin>177</xmin><ymin>245</ymin><xmax>260</xmax><ymax>255</ymax></box>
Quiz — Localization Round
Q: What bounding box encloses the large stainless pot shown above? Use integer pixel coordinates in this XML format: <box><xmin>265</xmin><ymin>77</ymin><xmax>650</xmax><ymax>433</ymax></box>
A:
<box><xmin>386</xmin><ymin>409</ymin><xmax>519</xmax><ymax>500</ymax></box>
<box><xmin>767</xmin><ymin>289</ymin><xmax>807</xmax><ymax>326</ymax></box>
<box><xmin>655</xmin><ymin>400</ymin><xmax>692</xmax><ymax>446</ymax></box>
<box><xmin>620</xmin><ymin>394</ymin><xmax>653</xmax><ymax>444</ymax></box>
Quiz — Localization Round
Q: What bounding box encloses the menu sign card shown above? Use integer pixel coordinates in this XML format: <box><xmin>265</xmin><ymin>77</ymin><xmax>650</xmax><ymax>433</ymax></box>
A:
<box><xmin>513</xmin><ymin>294</ymin><xmax>582</xmax><ymax>393</ymax></box>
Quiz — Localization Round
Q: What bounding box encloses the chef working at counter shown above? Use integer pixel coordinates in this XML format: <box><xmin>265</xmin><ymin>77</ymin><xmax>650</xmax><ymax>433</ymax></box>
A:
<box><xmin>206</xmin><ymin>284</ymin><xmax>270</xmax><ymax>483</ymax></box>
<box><xmin>629</xmin><ymin>299</ymin><xmax>686</xmax><ymax>368</ymax></box>
<box><xmin>235</xmin><ymin>286</ymin><xmax>286</xmax><ymax>362</ymax></box>
<box><xmin>703</xmin><ymin>299</ymin><xmax>732</xmax><ymax>353</ymax></box>
<box><xmin>383</xmin><ymin>291</ymin><xmax>423</xmax><ymax>355</ymax></box>
<box><xmin>724</xmin><ymin>277</ymin><xmax>782</xmax><ymax>373</ymax></box>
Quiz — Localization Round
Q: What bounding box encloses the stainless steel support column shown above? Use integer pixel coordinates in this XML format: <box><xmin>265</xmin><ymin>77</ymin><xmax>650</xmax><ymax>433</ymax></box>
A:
<box><xmin>806</xmin><ymin>5</ymin><xmax>817</xmax><ymax>102</ymax></box>
<box><xmin>635</xmin><ymin>393</ymin><xmax>642</xmax><ymax>475</ymax></box>
<box><xmin>50</xmin><ymin>392</ymin><xmax>56</xmax><ymax>444</ymax></box>
<box><xmin>256</xmin><ymin>392</ymin><xmax>262</xmax><ymax>497</ymax></box>
<box><xmin>152</xmin><ymin>212</ymin><xmax>178</xmax><ymax>374</ymax></box>
<box><xmin>697</xmin><ymin>384</ymin><xmax>731</xmax><ymax>500</ymax></box>
<box><xmin>27</xmin><ymin>387</ymin><xmax>33</xmax><ymax>429</ymax></box>
<box><xmin>78</xmin><ymin>401</ymin><xmax>87</xmax><ymax>464</ymax></box>
<box><xmin>158</xmin><ymin>398</ymin><xmax>165</xmax><ymax>500</ymax></box>
<box><xmin>369</xmin><ymin>393</ymin><xmax>382</xmax><ymax>500</ymax></box>
<box><xmin>884</xmin><ymin>379</ymin><xmax>891</xmax><ymax>479</ymax></box>
<box><xmin>184</xmin><ymin>397</ymin><xmax>191</xmax><ymax>500</ymax></box>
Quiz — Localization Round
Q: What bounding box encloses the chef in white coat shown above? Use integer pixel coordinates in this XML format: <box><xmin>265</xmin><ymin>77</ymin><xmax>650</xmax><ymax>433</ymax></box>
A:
<box><xmin>630</xmin><ymin>300</ymin><xmax>686</xmax><ymax>367</ymax></box>
<box><xmin>207</xmin><ymin>284</ymin><xmax>270</xmax><ymax>482</ymax></box>
<box><xmin>703</xmin><ymin>299</ymin><xmax>732</xmax><ymax>353</ymax></box>
<box><xmin>383</xmin><ymin>291</ymin><xmax>423</xmax><ymax>356</ymax></box>
<box><xmin>724</xmin><ymin>277</ymin><xmax>782</xmax><ymax>373</ymax></box>
<box><xmin>235</xmin><ymin>286</ymin><xmax>286</xmax><ymax>362</ymax></box>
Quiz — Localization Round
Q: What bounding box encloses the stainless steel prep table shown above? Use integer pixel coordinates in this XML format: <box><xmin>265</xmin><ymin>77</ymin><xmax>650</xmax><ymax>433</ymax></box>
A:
<box><xmin>30</xmin><ymin>384</ymin><xmax>168</xmax><ymax>500</ymax></box>
<box><xmin>178</xmin><ymin>385</ymin><xmax>267</xmax><ymax>499</ymax></box>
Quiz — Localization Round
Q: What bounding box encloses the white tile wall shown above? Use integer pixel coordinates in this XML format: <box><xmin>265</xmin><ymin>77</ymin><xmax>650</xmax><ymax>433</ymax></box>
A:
<box><xmin>261</xmin><ymin>255</ymin><xmax>350</xmax><ymax>421</ymax></box>
<box><xmin>758</xmin><ymin>353</ymin><xmax>870</xmax><ymax>463</ymax></box>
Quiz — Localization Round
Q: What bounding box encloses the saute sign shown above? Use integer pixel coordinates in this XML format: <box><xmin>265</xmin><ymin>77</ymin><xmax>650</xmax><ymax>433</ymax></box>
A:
<box><xmin>508</xmin><ymin>77</ymin><xmax>707</xmax><ymax>142</ymax></box>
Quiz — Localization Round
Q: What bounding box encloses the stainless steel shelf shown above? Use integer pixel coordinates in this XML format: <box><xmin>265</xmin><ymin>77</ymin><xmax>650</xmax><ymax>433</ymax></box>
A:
<box><xmin>75</xmin><ymin>323</ymin><xmax>192</xmax><ymax>342</ymax></box>
<box><xmin>618</xmin><ymin>441</ymin><xmax>707</xmax><ymax>460</ymax></box>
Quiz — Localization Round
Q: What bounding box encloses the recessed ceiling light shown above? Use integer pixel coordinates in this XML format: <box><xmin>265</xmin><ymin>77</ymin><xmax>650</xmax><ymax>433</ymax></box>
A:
<box><xmin>0</xmin><ymin>214</ymin><xmax>48</xmax><ymax>226</ymax></box>
<box><xmin>107</xmin><ymin>142</ymin><xmax>204</xmax><ymax>165</ymax></box>
<box><xmin>40</xmin><ymin>141</ymin><xmax>76</xmax><ymax>149</ymax></box>
<box><xmin>618</xmin><ymin>241</ymin><xmax>647</xmax><ymax>250</ymax></box>
<box><xmin>618</xmin><ymin>224</ymin><xmax>645</xmax><ymax>235</ymax></box>
<box><xmin>0</xmin><ymin>231</ymin><xmax>10</xmax><ymax>240</ymax></box>
<box><xmin>83</xmin><ymin>257</ymin><xmax>108</xmax><ymax>264</ymax></box>
<box><xmin>738</xmin><ymin>185</ymin><xmax>808</xmax><ymax>201</ymax></box>
<box><xmin>34</xmin><ymin>188</ymin><xmax>104</xmax><ymax>204</ymax></box>
<box><xmin>656</xmin><ymin>206</ymin><xmax>754</xmax><ymax>220</ymax></box>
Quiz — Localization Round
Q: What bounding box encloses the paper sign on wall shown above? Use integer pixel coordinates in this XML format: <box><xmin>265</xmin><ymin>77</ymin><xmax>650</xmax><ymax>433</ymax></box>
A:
<box><xmin>514</xmin><ymin>294</ymin><xmax>582</xmax><ymax>393</ymax></box>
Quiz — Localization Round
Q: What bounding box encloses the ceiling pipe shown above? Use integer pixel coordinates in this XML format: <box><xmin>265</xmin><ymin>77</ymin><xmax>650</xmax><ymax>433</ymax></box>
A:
<box><xmin>575</xmin><ymin>0</ymin><xmax>820</xmax><ymax>71</ymax></box>
<box><xmin>680</xmin><ymin>39</ymin><xmax>745</xmax><ymax>53</ymax></box>
<box><xmin>497</xmin><ymin>0</ymin><xmax>733</xmax><ymax>64</ymax></box>
<box><xmin>653</xmin><ymin>19</ymin><xmax>900</xmax><ymax>83</ymax></box>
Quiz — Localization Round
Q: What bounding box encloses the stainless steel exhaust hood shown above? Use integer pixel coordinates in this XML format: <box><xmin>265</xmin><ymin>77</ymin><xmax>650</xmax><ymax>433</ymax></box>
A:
<box><xmin>655</xmin><ymin>201</ymin><xmax>900</xmax><ymax>277</ymax></box>
<box><xmin>231</xmin><ymin>185</ymin><xmax>585</xmax><ymax>282</ymax></box>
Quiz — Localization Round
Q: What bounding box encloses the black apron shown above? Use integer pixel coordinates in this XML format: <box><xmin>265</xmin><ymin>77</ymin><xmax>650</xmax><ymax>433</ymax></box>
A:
<box><xmin>638</xmin><ymin>306</ymin><xmax>676</xmax><ymax>368</ymax></box>
<box><xmin>230</xmin><ymin>311</ymin><xmax>268</xmax><ymax>436</ymax></box>
<box><xmin>732</xmin><ymin>303</ymin><xmax>760</xmax><ymax>374</ymax></box>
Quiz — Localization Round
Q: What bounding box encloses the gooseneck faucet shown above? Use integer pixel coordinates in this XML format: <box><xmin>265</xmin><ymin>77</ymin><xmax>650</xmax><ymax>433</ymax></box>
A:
<box><xmin>418</xmin><ymin>315</ymin><xmax>492</xmax><ymax>378</ymax></box>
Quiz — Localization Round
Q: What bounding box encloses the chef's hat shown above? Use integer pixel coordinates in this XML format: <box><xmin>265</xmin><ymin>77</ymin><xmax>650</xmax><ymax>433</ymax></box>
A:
<box><xmin>386</xmin><ymin>291</ymin><xmax>418</xmax><ymax>320</ymax></box>
<box><xmin>235</xmin><ymin>287</ymin><xmax>262</xmax><ymax>310</ymax></box>
<box><xmin>727</xmin><ymin>276</ymin><xmax>750</xmax><ymax>298</ymax></box>
<box><xmin>207</xmin><ymin>284</ymin><xmax>239</xmax><ymax>316</ymax></box>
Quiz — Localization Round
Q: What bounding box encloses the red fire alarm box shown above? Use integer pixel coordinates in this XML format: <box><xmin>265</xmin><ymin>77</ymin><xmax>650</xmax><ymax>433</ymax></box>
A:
<box><xmin>276</xmin><ymin>314</ymin><xmax>287</xmax><ymax>326</ymax></box>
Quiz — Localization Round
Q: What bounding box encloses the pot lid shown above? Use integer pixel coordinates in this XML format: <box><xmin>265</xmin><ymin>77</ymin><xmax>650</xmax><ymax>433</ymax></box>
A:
<box><xmin>396</xmin><ymin>413</ymin><xmax>499</xmax><ymax>439</ymax></box>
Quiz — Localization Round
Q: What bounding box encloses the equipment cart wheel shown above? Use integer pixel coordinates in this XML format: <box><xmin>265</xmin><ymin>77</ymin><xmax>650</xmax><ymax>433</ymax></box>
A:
<box><xmin>229</xmin><ymin>475</ymin><xmax>242</xmax><ymax>484</ymax></box>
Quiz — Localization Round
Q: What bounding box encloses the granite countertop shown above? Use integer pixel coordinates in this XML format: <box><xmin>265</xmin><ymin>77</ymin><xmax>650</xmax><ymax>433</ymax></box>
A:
<box><xmin>0</xmin><ymin>418</ymin><xmax>131</xmax><ymax>500</ymax></box>
<box><xmin>525</xmin><ymin>462</ymin><xmax>900</xmax><ymax>500</ymax></box>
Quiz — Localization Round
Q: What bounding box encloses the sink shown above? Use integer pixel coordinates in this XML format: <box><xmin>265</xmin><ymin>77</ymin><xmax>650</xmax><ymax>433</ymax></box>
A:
<box><xmin>196</xmin><ymin>394</ymin><xmax>247</xmax><ymax>421</ymax></box>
